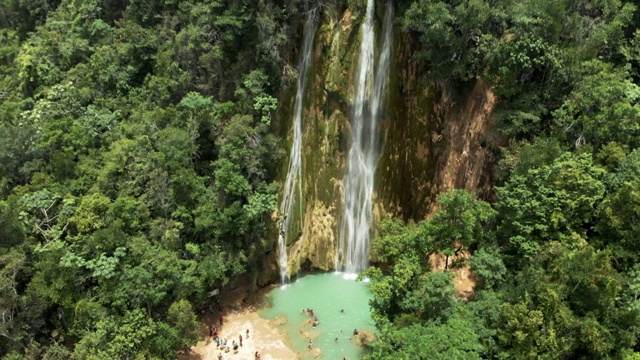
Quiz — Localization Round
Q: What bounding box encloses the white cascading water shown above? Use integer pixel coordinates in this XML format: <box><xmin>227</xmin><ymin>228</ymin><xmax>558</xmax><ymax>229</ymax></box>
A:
<box><xmin>338</xmin><ymin>0</ymin><xmax>393</xmax><ymax>274</ymax></box>
<box><xmin>277</xmin><ymin>15</ymin><xmax>317</xmax><ymax>284</ymax></box>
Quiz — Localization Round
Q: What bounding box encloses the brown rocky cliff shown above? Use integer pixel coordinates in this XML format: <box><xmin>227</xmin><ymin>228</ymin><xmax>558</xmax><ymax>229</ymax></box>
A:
<box><xmin>377</xmin><ymin>31</ymin><xmax>498</xmax><ymax>222</ymax></box>
<box><xmin>432</xmin><ymin>81</ymin><xmax>497</xmax><ymax>207</ymax></box>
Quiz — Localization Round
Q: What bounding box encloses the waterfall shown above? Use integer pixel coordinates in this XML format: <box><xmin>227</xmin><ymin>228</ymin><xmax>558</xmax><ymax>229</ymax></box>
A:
<box><xmin>338</xmin><ymin>0</ymin><xmax>393</xmax><ymax>273</ymax></box>
<box><xmin>277</xmin><ymin>15</ymin><xmax>317</xmax><ymax>284</ymax></box>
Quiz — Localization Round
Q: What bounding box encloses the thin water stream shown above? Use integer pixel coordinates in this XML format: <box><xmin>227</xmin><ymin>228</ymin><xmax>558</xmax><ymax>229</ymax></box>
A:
<box><xmin>278</xmin><ymin>15</ymin><xmax>317</xmax><ymax>283</ymax></box>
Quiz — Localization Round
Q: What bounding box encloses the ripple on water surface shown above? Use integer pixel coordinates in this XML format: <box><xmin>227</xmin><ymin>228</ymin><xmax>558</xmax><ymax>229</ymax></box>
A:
<box><xmin>259</xmin><ymin>272</ymin><xmax>375</xmax><ymax>359</ymax></box>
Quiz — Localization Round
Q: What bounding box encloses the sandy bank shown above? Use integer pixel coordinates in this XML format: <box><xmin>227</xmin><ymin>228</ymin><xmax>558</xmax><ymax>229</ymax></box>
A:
<box><xmin>188</xmin><ymin>311</ymin><xmax>297</xmax><ymax>360</ymax></box>
<box><xmin>181</xmin><ymin>281</ymin><xmax>299</xmax><ymax>360</ymax></box>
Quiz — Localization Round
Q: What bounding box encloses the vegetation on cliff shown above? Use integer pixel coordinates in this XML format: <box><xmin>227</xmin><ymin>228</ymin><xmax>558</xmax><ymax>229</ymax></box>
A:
<box><xmin>365</xmin><ymin>0</ymin><xmax>640</xmax><ymax>358</ymax></box>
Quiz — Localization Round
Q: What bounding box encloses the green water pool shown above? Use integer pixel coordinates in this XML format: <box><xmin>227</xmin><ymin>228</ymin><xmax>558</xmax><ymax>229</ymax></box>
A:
<box><xmin>259</xmin><ymin>272</ymin><xmax>375</xmax><ymax>359</ymax></box>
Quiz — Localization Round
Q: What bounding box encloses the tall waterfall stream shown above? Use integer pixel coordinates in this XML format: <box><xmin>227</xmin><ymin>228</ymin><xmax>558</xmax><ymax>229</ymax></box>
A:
<box><xmin>338</xmin><ymin>0</ymin><xmax>394</xmax><ymax>273</ymax></box>
<box><xmin>278</xmin><ymin>15</ymin><xmax>316</xmax><ymax>283</ymax></box>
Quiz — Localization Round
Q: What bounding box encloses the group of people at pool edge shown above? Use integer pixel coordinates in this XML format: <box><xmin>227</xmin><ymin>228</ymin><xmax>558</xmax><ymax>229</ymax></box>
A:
<box><xmin>209</xmin><ymin>320</ymin><xmax>259</xmax><ymax>360</ymax></box>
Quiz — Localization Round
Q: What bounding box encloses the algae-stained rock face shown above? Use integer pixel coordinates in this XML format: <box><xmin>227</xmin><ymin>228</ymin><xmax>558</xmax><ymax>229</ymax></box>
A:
<box><xmin>274</xmin><ymin>5</ymin><xmax>365</xmax><ymax>275</ymax></box>
<box><xmin>257</xmin><ymin>249</ymin><xmax>280</xmax><ymax>287</ymax></box>
<box><xmin>376</xmin><ymin>34</ymin><xmax>498</xmax><ymax>221</ymax></box>
<box><xmin>431</xmin><ymin>80</ymin><xmax>497</xmax><ymax>203</ymax></box>
<box><xmin>272</xmin><ymin>3</ymin><xmax>499</xmax><ymax>281</ymax></box>
<box><xmin>375</xmin><ymin>32</ymin><xmax>437</xmax><ymax>222</ymax></box>
<box><xmin>288</xmin><ymin>201</ymin><xmax>338</xmax><ymax>272</ymax></box>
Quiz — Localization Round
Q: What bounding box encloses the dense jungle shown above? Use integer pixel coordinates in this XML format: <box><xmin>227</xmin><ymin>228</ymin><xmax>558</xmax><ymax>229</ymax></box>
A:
<box><xmin>0</xmin><ymin>0</ymin><xmax>639</xmax><ymax>359</ymax></box>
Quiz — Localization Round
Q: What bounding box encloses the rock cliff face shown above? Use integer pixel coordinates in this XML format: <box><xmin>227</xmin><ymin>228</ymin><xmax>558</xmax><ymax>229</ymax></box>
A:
<box><xmin>267</xmin><ymin>3</ymin><xmax>499</xmax><ymax>281</ymax></box>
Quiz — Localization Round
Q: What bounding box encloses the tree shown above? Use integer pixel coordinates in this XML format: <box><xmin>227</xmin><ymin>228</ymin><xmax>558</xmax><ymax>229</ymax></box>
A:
<box><xmin>366</xmin><ymin>317</ymin><xmax>483</xmax><ymax>360</ymax></box>
<box><xmin>553</xmin><ymin>60</ymin><xmax>640</xmax><ymax>149</ymax></box>
<box><xmin>495</xmin><ymin>237</ymin><xmax>639</xmax><ymax>359</ymax></box>
<box><xmin>0</xmin><ymin>201</ymin><xmax>24</xmax><ymax>249</ymax></box>
<box><xmin>370</xmin><ymin>218</ymin><xmax>422</xmax><ymax>264</ymax></box>
<box><xmin>0</xmin><ymin>250</ymin><xmax>26</xmax><ymax>350</ymax></box>
<box><xmin>72</xmin><ymin>309</ymin><xmax>156</xmax><ymax>360</ymax></box>
<box><xmin>401</xmin><ymin>271</ymin><xmax>457</xmax><ymax>322</ymax></box>
<box><xmin>496</xmin><ymin>152</ymin><xmax>605</xmax><ymax>259</ymax></box>
<box><xmin>402</xmin><ymin>0</ymin><xmax>499</xmax><ymax>82</ymax></box>
<box><xmin>41</xmin><ymin>343</ymin><xmax>71</xmax><ymax>360</ymax></box>
<box><xmin>166</xmin><ymin>299</ymin><xmax>199</xmax><ymax>351</ymax></box>
<box><xmin>469</xmin><ymin>247</ymin><xmax>506</xmax><ymax>289</ymax></box>
<box><xmin>496</xmin><ymin>302</ymin><xmax>545</xmax><ymax>360</ymax></box>
<box><xmin>597</xmin><ymin>181</ymin><xmax>640</xmax><ymax>270</ymax></box>
<box><xmin>70</xmin><ymin>193</ymin><xmax>110</xmax><ymax>234</ymax></box>
<box><xmin>422</xmin><ymin>189</ymin><xmax>496</xmax><ymax>269</ymax></box>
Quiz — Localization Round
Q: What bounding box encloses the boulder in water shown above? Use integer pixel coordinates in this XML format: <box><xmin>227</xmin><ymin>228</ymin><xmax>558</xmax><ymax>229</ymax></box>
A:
<box><xmin>355</xmin><ymin>330</ymin><xmax>375</xmax><ymax>347</ymax></box>
<box><xmin>272</xmin><ymin>316</ymin><xmax>287</xmax><ymax>326</ymax></box>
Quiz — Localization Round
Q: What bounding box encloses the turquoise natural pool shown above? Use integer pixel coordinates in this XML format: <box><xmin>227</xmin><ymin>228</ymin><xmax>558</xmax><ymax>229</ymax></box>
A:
<box><xmin>259</xmin><ymin>272</ymin><xmax>375</xmax><ymax>359</ymax></box>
